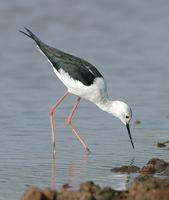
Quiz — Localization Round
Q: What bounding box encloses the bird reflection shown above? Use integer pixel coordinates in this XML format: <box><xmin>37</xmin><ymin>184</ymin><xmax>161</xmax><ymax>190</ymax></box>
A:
<box><xmin>67</xmin><ymin>153</ymin><xmax>89</xmax><ymax>189</ymax></box>
<box><xmin>49</xmin><ymin>153</ymin><xmax>89</xmax><ymax>189</ymax></box>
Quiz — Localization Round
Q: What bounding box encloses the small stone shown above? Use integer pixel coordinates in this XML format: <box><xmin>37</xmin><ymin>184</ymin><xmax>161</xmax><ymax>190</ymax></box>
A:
<box><xmin>135</xmin><ymin>120</ymin><xmax>141</xmax><ymax>124</ymax></box>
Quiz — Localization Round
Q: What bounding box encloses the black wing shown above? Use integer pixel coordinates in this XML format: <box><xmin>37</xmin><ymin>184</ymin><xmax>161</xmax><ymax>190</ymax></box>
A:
<box><xmin>20</xmin><ymin>28</ymin><xmax>103</xmax><ymax>86</ymax></box>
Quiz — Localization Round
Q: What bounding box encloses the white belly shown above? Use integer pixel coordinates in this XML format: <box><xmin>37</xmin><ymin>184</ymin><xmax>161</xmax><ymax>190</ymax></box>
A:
<box><xmin>53</xmin><ymin>67</ymin><xmax>108</xmax><ymax>103</ymax></box>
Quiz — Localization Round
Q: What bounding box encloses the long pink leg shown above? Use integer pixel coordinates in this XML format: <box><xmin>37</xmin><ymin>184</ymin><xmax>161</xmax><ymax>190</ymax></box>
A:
<box><xmin>66</xmin><ymin>97</ymin><xmax>90</xmax><ymax>153</ymax></box>
<box><xmin>49</xmin><ymin>91</ymin><xmax>68</xmax><ymax>158</ymax></box>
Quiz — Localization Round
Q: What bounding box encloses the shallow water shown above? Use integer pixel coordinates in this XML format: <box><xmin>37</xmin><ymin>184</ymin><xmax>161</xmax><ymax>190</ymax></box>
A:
<box><xmin>0</xmin><ymin>0</ymin><xmax>169</xmax><ymax>199</ymax></box>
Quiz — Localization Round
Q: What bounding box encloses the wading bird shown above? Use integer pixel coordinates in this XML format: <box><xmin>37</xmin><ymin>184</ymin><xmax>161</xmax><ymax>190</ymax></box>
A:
<box><xmin>20</xmin><ymin>28</ymin><xmax>134</xmax><ymax>157</ymax></box>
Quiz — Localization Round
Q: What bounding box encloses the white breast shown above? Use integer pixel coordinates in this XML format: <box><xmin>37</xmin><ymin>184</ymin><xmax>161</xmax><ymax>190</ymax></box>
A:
<box><xmin>53</xmin><ymin>67</ymin><xmax>108</xmax><ymax>103</ymax></box>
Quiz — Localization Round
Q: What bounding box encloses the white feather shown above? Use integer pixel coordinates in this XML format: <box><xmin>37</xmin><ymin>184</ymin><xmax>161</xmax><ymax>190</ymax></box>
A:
<box><xmin>53</xmin><ymin>68</ymin><xmax>108</xmax><ymax>103</ymax></box>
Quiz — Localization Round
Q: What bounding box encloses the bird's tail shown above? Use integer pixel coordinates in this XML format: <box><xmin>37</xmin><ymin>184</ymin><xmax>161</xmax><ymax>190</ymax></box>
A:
<box><xmin>19</xmin><ymin>27</ymin><xmax>43</xmax><ymax>46</ymax></box>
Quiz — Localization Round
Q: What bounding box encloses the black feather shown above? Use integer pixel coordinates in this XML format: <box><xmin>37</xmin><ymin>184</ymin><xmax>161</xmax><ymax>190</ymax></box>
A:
<box><xmin>20</xmin><ymin>28</ymin><xmax>103</xmax><ymax>86</ymax></box>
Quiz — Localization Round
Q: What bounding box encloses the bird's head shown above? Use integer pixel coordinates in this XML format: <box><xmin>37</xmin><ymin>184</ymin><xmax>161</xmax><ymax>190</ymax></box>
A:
<box><xmin>111</xmin><ymin>101</ymin><xmax>134</xmax><ymax>149</ymax></box>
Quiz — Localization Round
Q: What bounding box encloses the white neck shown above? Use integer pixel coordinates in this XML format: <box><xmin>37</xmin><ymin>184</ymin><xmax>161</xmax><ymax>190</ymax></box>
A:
<box><xmin>95</xmin><ymin>98</ymin><xmax>131</xmax><ymax>125</ymax></box>
<box><xmin>95</xmin><ymin>98</ymin><xmax>115</xmax><ymax>114</ymax></box>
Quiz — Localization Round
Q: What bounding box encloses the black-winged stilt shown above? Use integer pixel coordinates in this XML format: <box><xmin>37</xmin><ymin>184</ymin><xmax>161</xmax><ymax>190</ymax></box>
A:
<box><xmin>20</xmin><ymin>28</ymin><xmax>134</xmax><ymax>157</ymax></box>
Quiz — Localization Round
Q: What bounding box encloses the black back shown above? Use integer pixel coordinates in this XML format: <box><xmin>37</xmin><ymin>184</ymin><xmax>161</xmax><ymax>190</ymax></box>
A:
<box><xmin>20</xmin><ymin>28</ymin><xmax>103</xmax><ymax>86</ymax></box>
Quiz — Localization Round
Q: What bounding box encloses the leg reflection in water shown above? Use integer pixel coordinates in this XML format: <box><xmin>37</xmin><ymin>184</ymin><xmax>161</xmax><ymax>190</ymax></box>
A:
<box><xmin>49</xmin><ymin>153</ymin><xmax>89</xmax><ymax>189</ymax></box>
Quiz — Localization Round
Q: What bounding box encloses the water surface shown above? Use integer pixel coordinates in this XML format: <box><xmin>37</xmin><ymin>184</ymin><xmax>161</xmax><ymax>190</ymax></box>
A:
<box><xmin>0</xmin><ymin>0</ymin><xmax>169</xmax><ymax>199</ymax></box>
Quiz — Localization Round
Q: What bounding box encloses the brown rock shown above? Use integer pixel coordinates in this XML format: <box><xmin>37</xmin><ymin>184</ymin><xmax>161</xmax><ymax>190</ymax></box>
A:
<box><xmin>111</xmin><ymin>165</ymin><xmax>140</xmax><ymax>173</ymax></box>
<box><xmin>139</xmin><ymin>164</ymin><xmax>155</xmax><ymax>175</ymax></box>
<box><xmin>80</xmin><ymin>181</ymin><xmax>100</xmax><ymax>193</ymax></box>
<box><xmin>134</xmin><ymin>174</ymin><xmax>153</xmax><ymax>182</ymax></box>
<box><xmin>80</xmin><ymin>192</ymin><xmax>95</xmax><ymax>200</ymax></box>
<box><xmin>58</xmin><ymin>190</ymin><xmax>94</xmax><ymax>200</ymax></box>
<box><xmin>43</xmin><ymin>188</ymin><xmax>57</xmax><ymax>200</ymax></box>
<box><xmin>94</xmin><ymin>187</ymin><xmax>118</xmax><ymax>200</ymax></box>
<box><xmin>20</xmin><ymin>184</ymin><xmax>127</xmax><ymax>200</ymax></box>
<box><xmin>128</xmin><ymin>177</ymin><xmax>169</xmax><ymax>200</ymax></box>
<box><xmin>147</xmin><ymin>158</ymin><xmax>169</xmax><ymax>173</ymax></box>
<box><xmin>20</xmin><ymin>186</ymin><xmax>47</xmax><ymax>200</ymax></box>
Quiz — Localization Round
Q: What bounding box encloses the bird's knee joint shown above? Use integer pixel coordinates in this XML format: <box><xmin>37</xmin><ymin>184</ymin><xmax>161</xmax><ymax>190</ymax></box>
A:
<box><xmin>49</xmin><ymin>109</ymin><xmax>54</xmax><ymax>116</ymax></box>
<box><xmin>66</xmin><ymin>118</ymin><xmax>71</xmax><ymax>125</ymax></box>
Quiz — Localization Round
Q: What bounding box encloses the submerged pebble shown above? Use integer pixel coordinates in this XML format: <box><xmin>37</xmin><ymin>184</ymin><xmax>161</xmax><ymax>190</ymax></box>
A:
<box><xmin>134</xmin><ymin>120</ymin><xmax>141</xmax><ymax>124</ymax></box>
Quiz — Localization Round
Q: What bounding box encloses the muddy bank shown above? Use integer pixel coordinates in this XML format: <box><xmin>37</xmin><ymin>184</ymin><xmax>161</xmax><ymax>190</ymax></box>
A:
<box><xmin>21</xmin><ymin>182</ymin><xmax>127</xmax><ymax>200</ymax></box>
<box><xmin>20</xmin><ymin>178</ymin><xmax>169</xmax><ymax>200</ymax></box>
<box><xmin>20</xmin><ymin>158</ymin><xmax>169</xmax><ymax>200</ymax></box>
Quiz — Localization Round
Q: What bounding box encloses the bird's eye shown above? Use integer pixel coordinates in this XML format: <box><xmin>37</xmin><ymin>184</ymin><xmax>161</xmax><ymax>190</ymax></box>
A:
<box><xmin>126</xmin><ymin>115</ymin><xmax>129</xmax><ymax>119</ymax></box>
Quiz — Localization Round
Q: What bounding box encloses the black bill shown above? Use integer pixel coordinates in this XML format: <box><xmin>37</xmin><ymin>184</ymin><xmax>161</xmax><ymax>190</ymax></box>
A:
<box><xmin>126</xmin><ymin>124</ymin><xmax>135</xmax><ymax>149</ymax></box>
